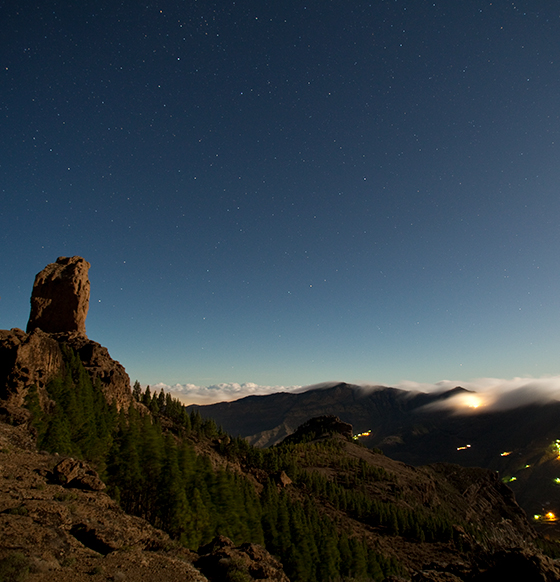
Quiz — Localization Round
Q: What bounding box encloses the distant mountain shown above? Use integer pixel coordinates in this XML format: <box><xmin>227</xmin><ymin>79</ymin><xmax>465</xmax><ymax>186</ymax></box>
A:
<box><xmin>185</xmin><ymin>382</ymin><xmax>455</xmax><ymax>445</ymax></box>
<box><xmin>187</xmin><ymin>382</ymin><xmax>560</xmax><ymax>537</ymax></box>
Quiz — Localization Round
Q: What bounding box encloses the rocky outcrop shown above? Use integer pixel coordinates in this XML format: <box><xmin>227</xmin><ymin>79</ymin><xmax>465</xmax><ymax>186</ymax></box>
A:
<box><xmin>0</xmin><ymin>330</ymin><xmax>132</xmax><ymax>413</ymax></box>
<box><xmin>0</xmin><ymin>420</ymin><xmax>208</xmax><ymax>582</ymax></box>
<box><xmin>51</xmin><ymin>457</ymin><xmax>106</xmax><ymax>491</ymax></box>
<box><xmin>0</xmin><ymin>328</ymin><xmax>63</xmax><ymax>408</ymax></box>
<box><xmin>0</xmin><ymin>258</ymin><xmax>132</xmax><ymax>413</ymax></box>
<box><xmin>280</xmin><ymin>414</ymin><xmax>354</xmax><ymax>445</ymax></box>
<box><xmin>27</xmin><ymin>256</ymin><xmax>91</xmax><ymax>336</ymax></box>
<box><xmin>58</xmin><ymin>333</ymin><xmax>132</xmax><ymax>410</ymax></box>
<box><xmin>195</xmin><ymin>535</ymin><xmax>290</xmax><ymax>582</ymax></box>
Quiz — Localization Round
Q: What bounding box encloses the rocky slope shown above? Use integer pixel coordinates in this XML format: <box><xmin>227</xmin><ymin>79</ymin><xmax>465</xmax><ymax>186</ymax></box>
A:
<box><xmin>0</xmin><ymin>420</ymin><xmax>207</xmax><ymax>582</ymax></box>
<box><xmin>273</xmin><ymin>420</ymin><xmax>560</xmax><ymax>581</ymax></box>
<box><xmin>188</xmin><ymin>382</ymin><xmax>560</xmax><ymax>538</ymax></box>
<box><xmin>0</xmin><ymin>418</ymin><xmax>291</xmax><ymax>582</ymax></box>
<box><xmin>3</xmin><ymin>257</ymin><xmax>560</xmax><ymax>581</ymax></box>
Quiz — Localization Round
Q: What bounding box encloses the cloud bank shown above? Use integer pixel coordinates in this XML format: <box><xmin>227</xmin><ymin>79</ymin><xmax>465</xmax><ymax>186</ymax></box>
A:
<box><xmin>392</xmin><ymin>377</ymin><xmax>560</xmax><ymax>412</ymax></box>
<box><xmin>150</xmin><ymin>376</ymin><xmax>560</xmax><ymax>409</ymax></box>
<box><xmin>150</xmin><ymin>382</ymin><xmax>303</xmax><ymax>405</ymax></box>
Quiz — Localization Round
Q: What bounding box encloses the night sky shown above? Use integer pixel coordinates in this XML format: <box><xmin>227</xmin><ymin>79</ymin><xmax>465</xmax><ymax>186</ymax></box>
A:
<box><xmin>3</xmin><ymin>1</ymin><xmax>560</xmax><ymax>403</ymax></box>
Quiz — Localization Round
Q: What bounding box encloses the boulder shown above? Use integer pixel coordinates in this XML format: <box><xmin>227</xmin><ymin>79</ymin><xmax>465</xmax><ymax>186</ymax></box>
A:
<box><xmin>195</xmin><ymin>535</ymin><xmax>290</xmax><ymax>581</ymax></box>
<box><xmin>27</xmin><ymin>256</ymin><xmax>91</xmax><ymax>335</ymax></box>
<box><xmin>52</xmin><ymin>457</ymin><xmax>106</xmax><ymax>491</ymax></box>
<box><xmin>275</xmin><ymin>470</ymin><xmax>292</xmax><ymax>488</ymax></box>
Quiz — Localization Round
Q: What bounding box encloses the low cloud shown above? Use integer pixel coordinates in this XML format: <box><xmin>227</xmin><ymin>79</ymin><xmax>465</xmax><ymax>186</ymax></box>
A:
<box><xmin>149</xmin><ymin>376</ymin><xmax>560</xmax><ymax>410</ymax></box>
<box><xmin>150</xmin><ymin>382</ymin><xmax>303</xmax><ymax>405</ymax></box>
<box><xmin>393</xmin><ymin>377</ymin><xmax>560</xmax><ymax>413</ymax></box>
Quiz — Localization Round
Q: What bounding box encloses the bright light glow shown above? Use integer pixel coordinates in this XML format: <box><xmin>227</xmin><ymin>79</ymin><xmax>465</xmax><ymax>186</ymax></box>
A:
<box><xmin>427</xmin><ymin>391</ymin><xmax>491</xmax><ymax>414</ymax></box>
<box><xmin>457</xmin><ymin>444</ymin><xmax>472</xmax><ymax>451</ymax></box>
<box><xmin>550</xmin><ymin>439</ymin><xmax>560</xmax><ymax>460</ymax></box>
<box><xmin>465</xmin><ymin>395</ymin><xmax>482</xmax><ymax>408</ymax></box>
<box><xmin>500</xmin><ymin>451</ymin><xmax>512</xmax><ymax>457</ymax></box>
<box><xmin>534</xmin><ymin>511</ymin><xmax>558</xmax><ymax>522</ymax></box>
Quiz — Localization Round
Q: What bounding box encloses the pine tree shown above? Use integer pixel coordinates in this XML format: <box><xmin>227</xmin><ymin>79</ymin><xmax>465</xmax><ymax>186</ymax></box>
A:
<box><xmin>157</xmin><ymin>433</ymin><xmax>189</xmax><ymax>537</ymax></box>
<box><xmin>132</xmin><ymin>380</ymin><xmax>142</xmax><ymax>402</ymax></box>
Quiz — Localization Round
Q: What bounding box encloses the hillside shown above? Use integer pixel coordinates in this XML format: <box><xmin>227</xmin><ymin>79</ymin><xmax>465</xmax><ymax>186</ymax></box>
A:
<box><xmin>2</xmin><ymin>257</ymin><xmax>560</xmax><ymax>581</ymax></box>
<box><xmin>187</xmin><ymin>382</ymin><xmax>560</xmax><ymax>537</ymax></box>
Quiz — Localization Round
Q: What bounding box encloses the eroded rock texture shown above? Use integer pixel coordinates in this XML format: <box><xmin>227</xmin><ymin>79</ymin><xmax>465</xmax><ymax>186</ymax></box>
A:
<box><xmin>1</xmin><ymin>257</ymin><xmax>132</xmax><ymax>413</ymax></box>
<box><xmin>27</xmin><ymin>256</ymin><xmax>91</xmax><ymax>335</ymax></box>
<box><xmin>61</xmin><ymin>333</ymin><xmax>133</xmax><ymax>410</ymax></box>
<box><xmin>0</xmin><ymin>328</ymin><xmax>63</xmax><ymax>409</ymax></box>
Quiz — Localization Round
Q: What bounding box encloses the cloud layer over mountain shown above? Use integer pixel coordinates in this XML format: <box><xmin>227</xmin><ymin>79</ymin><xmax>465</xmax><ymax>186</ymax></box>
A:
<box><xmin>151</xmin><ymin>376</ymin><xmax>560</xmax><ymax>408</ymax></box>
<box><xmin>151</xmin><ymin>381</ymin><xmax>304</xmax><ymax>405</ymax></box>
<box><xmin>394</xmin><ymin>377</ymin><xmax>560</xmax><ymax>412</ymax></box>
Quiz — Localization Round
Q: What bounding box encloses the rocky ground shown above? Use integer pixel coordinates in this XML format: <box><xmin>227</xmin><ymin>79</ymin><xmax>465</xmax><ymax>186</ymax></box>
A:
<box><xmin>0</xmin><ymin>419</ymin><xmax>287</xmax><ymax>582</ymax></box>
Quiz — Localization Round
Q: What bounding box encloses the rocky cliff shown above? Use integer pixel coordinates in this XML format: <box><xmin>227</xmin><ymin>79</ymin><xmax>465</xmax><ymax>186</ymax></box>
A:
<box><xmin>27</xmin><ymin>256</ymin><xmax>91</xmax><ymax>336</ymax></box>
<box><xmin>0</xmin><ymin>257</ymin><xmax>131</xmax><ymax>412</ymax></box>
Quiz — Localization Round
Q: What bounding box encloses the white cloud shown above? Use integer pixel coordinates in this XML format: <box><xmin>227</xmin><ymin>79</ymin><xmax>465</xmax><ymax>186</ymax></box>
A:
<box><xmin>149</xmin><ymin>381</ymin><xmax>303</xmax><ymax>405</ymax></box>
<box><xmin>147</xmin><ymin>376</ymin><xmax>560</xmax><ymax>410</ymax></box>
<box><xmin>392</xmin><ymin>376</ymin><xmax>560</xmax><ymax>412</ymax></box>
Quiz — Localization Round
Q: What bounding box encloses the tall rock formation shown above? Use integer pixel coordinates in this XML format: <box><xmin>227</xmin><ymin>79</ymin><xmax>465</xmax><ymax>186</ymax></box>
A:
<box><xmin>27</xmin><ymin>256</ymin><xmax>91</xmax><ymax>335</ymax></box>
<box><xmin>1</xmin><ymin>257</ymin><xmax>132</xmax><ymax>413</ymax></box>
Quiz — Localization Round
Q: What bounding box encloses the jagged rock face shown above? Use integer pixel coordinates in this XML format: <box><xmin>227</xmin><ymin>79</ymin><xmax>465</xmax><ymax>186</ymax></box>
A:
<box><xmin>1</xmin><ymin>256</ymin><xmax>132</xmax><ymax>413</ymax></box>
<box><xmin>0</xmin><ymin>328</ymin><xmax>63</xmax><ymax>408</ymax></box>
<box><xmin>60</xmin><ymin>333</ymin><xmax>132</xmax><ymax>410</ymax></box>
<box><xmin>0</xmin><ymin>329</ymin><xmax>132</xmax><ymax>413</ymax></box>
<box><xmin>27</xmin><ymin>256</ymin><xmax>91</xmax><ymax>335</ymax></box>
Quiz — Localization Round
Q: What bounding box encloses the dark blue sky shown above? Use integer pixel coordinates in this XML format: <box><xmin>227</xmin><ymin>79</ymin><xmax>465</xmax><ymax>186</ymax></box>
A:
<box><xmin>3</xmin><ymin>1</ymin><xmax>560</xmax><ymax>399</ymax></box>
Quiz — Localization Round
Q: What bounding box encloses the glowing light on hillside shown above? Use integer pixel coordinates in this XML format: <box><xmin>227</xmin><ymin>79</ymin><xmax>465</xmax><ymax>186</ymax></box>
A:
<box><xmin>352</xmin><ymin>430</ymin><xmax>372</xmax><ymax>440</ymax></box>
<box><xmin>535</xmin><ymin>512</ymin><xmax>558</xmax><ymax>522</ymax></box>
<box><xmin>446</xmin><ymin>392</ymin><xmax>490</xmax><ymax>413</ymax></box>
<box><xmin>550</xmin><ymin>440</ymin><xmax>560</xmax><ymax>460</ymax></box>
<box><xmin>465</xmin><ymin>395</ymin><xmax>482</xmax><ymax>408</ymax></box>
<box><xmin>545</xmin><ymin>512</ymin><xmax>557</xmax><ymax>522</ymax></box>
<box><xmin>457</xmin><ymin>444</ymin><xmax>471</xmax><ymax>451</ymax></box>
<box><xmin>554</xmin><ymin>478</ymin><xmax>560</xmax><ymax>484</ymax></box>
<box><xmin>500</xmin><ymin>451</ymin><xmax>512</xmax><ymax>457</ymax></box>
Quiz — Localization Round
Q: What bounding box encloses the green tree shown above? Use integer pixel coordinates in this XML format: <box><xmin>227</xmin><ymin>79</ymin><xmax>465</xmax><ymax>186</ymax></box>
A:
<box><xmin>132</xmin><ymin>380</ymin><xmax>142</xmax><ymax>401</ymax></box>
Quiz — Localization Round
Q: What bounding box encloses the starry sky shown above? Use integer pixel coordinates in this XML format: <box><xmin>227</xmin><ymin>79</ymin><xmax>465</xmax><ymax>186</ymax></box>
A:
<box><xmin>2</xmin><ymin>1</ymin><xmax>560</xmax><ymax>403</ymax></box>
